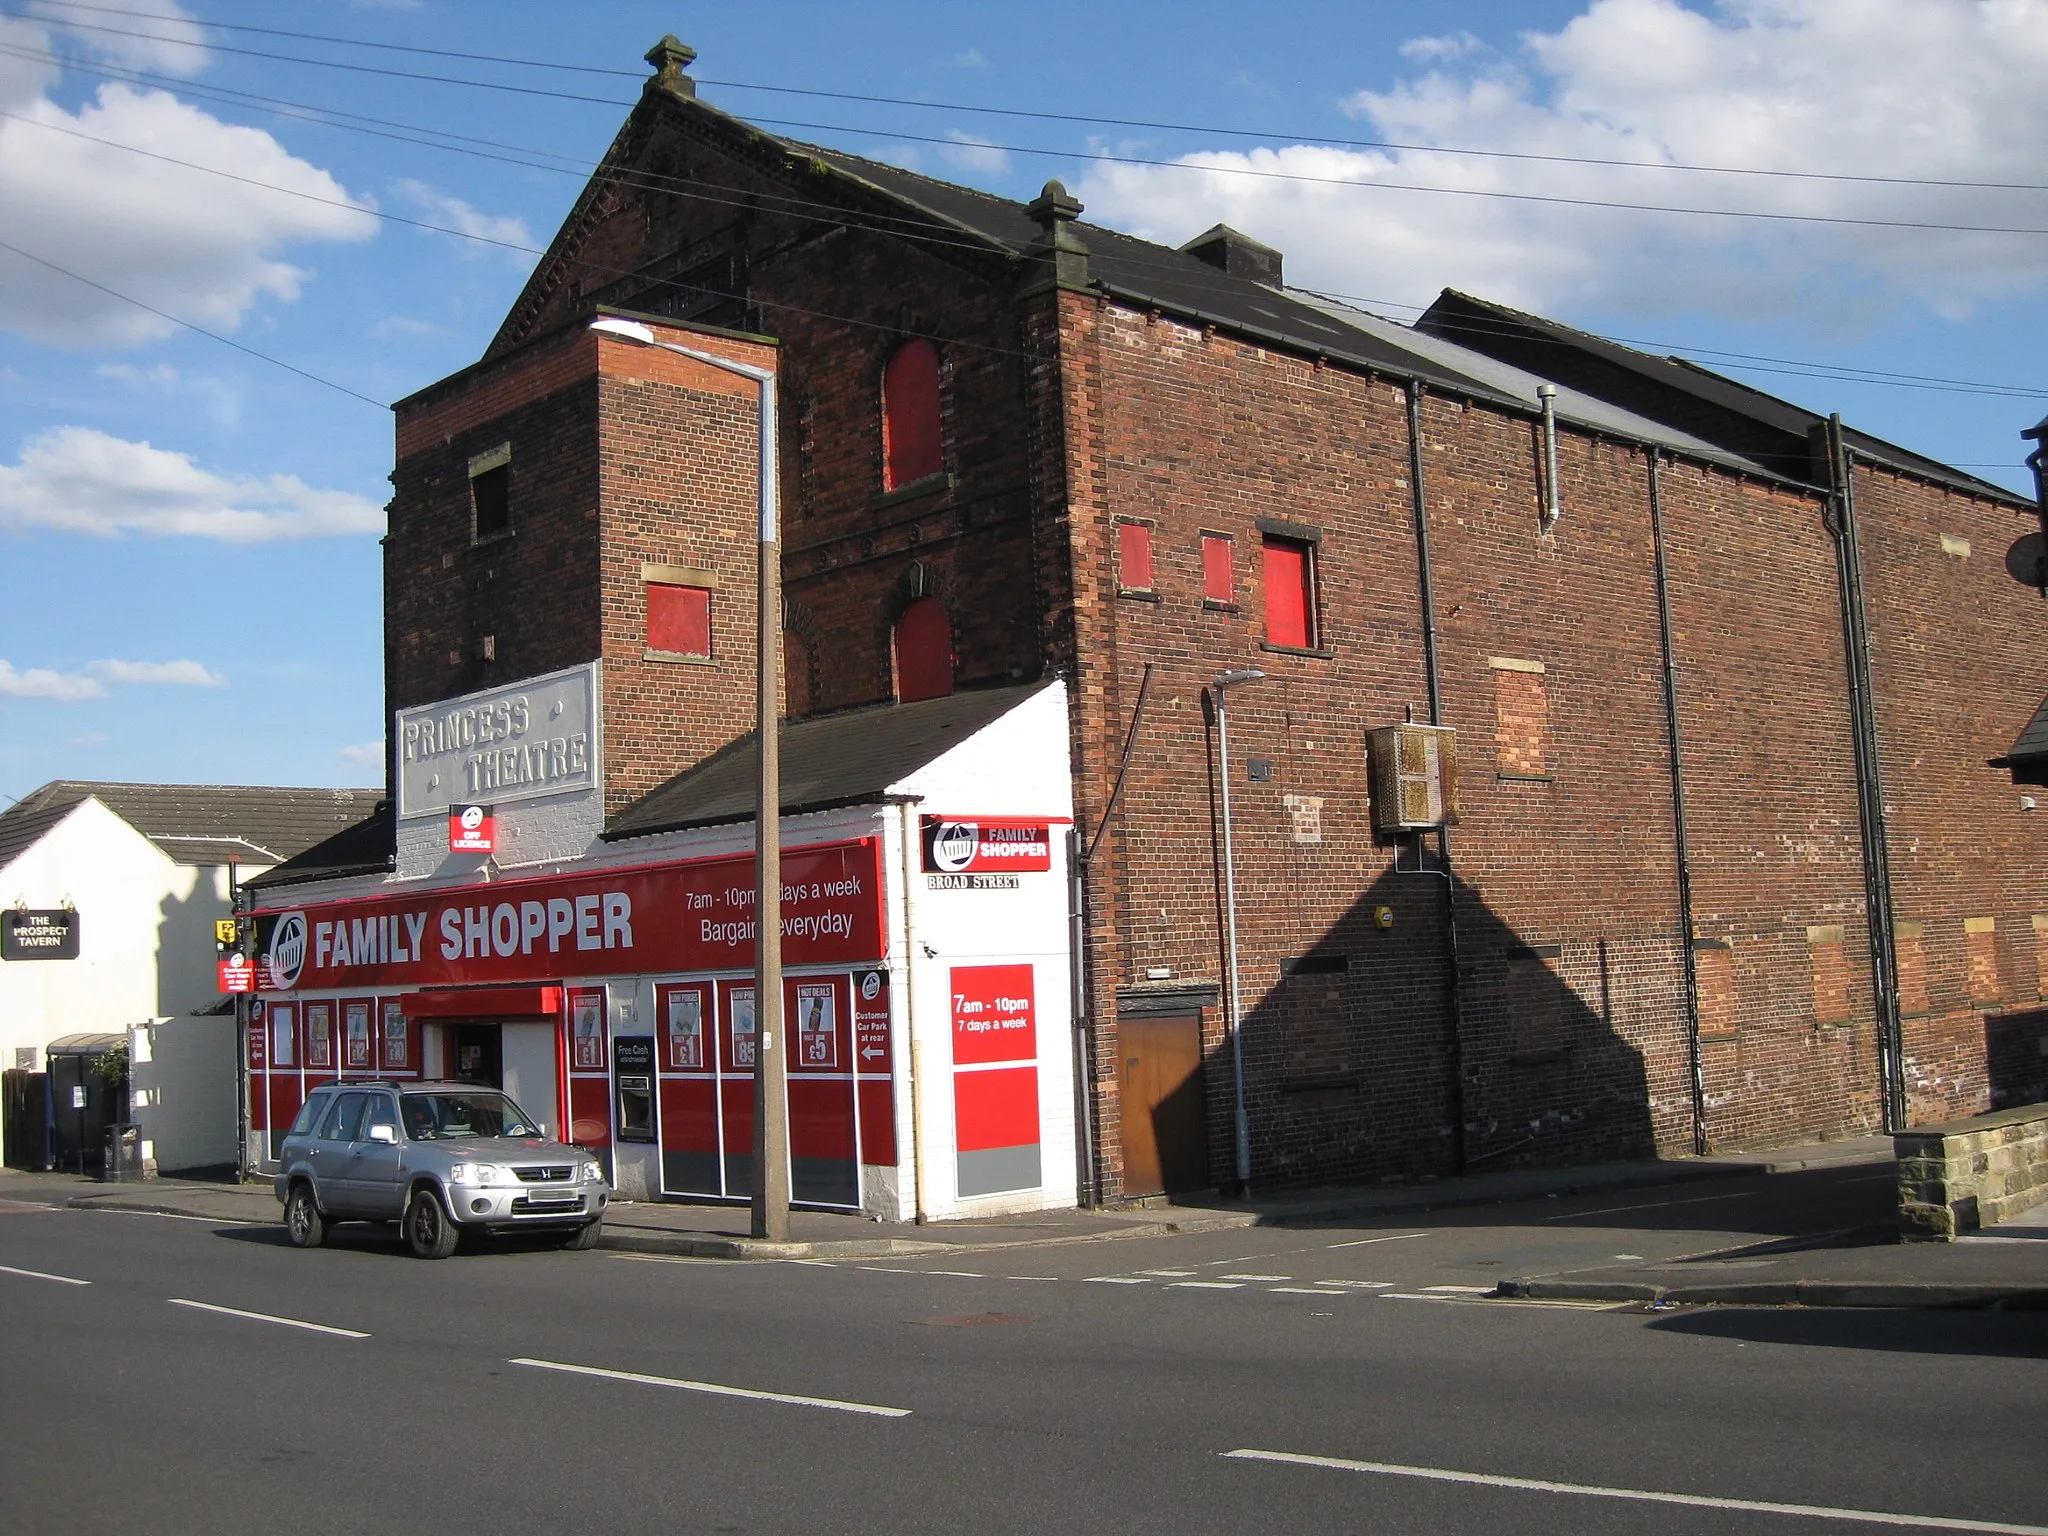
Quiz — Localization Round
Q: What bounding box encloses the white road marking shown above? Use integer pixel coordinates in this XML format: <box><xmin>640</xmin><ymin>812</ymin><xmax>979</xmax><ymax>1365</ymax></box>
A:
<box><xmin>1421</xmin><ymin>1285</ymin><xmax>1496</xmax><ymax>1294</ymax></box>
<box><xmin>1270</xmin><ymin>1286</ymin><xmax>1348</xmax><ymax>1295</ymax></box>
<box><xmin>510</xmin><ymin>1357</ymin><xmax>910</xmax><ymax>1418</ymax></box>
<box><xmin>1138</xmin><ymin>1269</ymin><xmax>1199</xmax><ymax>1276</ymax></box>
<box><xmin>1544</xmin><ymin>1191</ymin><xmax>1757</xmax><ymax>1221</ymax></box>
<box><xmin>168</xmin><ymin>1299</ymin><xmax>367</xmax><ymax>1338</ymax></box>
<box><xmin>0</xmin><ymin>1263</ymin><xmax>90</xmax><ymax>1286</ymax></box>
<box><xmin>784</xmin><ymin>1258</ymin><xmax>837</xmax><ymax>1267</ymax></box>
<box><xmin>1219</xmin><ymin>1273</ymin><xmax>1291</xmax><ymax>1281</ymax></box>
<box><xmin>1169</xmin><ymin>1281</ymin><xmax>1243</xmax><ymax>1290</ymax></box>
<box><xmin>924</xmin><ymin>1270</ymin><xmax>983</xmax><ymax>1278</ymax></box>
<box><xmin>1325</xmin><ymin>1233</ymin><xmax>1428</xmax><ymax>1249</ymax></box>
<box><xmin>607</xmin><ymin>1253</ymin><xmax>726</xmax><ymax>1266</ymax></box>
<box><xmin>1315</xmin><ymin>1280</ymin><xmax>1395</xmax><ymax>1290</ymax></box>
<box><xmin>1221</xmin><ymin>1449</ymin><xmax>2048</xmax><ymax>1534</ymax></box>
<box><xmin>1084</xmin><ymin>1276</ymin><xmax>1150</xmax><ymax>1284</ymax></box>
<box><xmin>1005</xmin><ymin>1275</ymin><xmax>1060</xmax><ymax>1282</ymax></box>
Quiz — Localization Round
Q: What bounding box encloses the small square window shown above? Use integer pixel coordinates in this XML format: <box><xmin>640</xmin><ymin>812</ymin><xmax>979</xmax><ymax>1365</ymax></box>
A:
<box><xmin>1116</xmin><ymin>520</ymin><xmax>1154</xmax><ymax>594</ymax></box>
<box><xmin>647</xmin><ymin>583</ymin><xmax>712</xmax><ymax>658</ymax></box>
<box><xmin>1261</xmin><ymin>534</ymin><xmax>1316</xmax><ymax>649</ymax></box>
<box><xmin>1201</xmin><ymin>533</ymin><xmax>1234</xmax><ymax>605</ymax></box>
<box><xmin>471</xmin><ymin>463</ymin><xmax>510</xmax><ymax>541</ymax></box>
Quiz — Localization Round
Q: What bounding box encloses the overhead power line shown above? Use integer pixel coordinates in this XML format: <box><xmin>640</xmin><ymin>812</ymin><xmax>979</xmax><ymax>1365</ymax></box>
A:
<box><xmin>0</xmin><ymin>236</ymin><xmax>385</xmax><ymax>407</ymax></box>
<box><xmin>25</xmin><ymin>0</ymin><xmax>2048</xmax><ymax>195</ymax></box>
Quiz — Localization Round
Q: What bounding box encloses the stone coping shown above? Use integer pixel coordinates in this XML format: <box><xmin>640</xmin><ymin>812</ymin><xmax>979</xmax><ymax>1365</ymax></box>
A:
<box><xmin>1895</xmin><ymin>1101</ymin><xmax>2048</xmax><ymax>1142</ymax></box>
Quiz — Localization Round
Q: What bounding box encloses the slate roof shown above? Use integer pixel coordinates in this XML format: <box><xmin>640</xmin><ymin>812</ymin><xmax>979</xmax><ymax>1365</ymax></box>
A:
<box><xmin>241</xmin><ymin>800</ymin><xmax>394</xmax><ymax>892</ymax></box>
<box><xmin>607</xmin><ymin>681</ymin><xmax>1050</xmax><ymax>841</ymax></box>
<box><xmin>0</xmin><ymin>781</ymin><xmax>385</xmax><ymax>872</ymax></box>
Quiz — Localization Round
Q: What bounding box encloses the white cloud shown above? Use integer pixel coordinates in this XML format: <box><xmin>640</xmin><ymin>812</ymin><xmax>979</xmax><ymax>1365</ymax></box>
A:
<box><xmin>337</xmin><ymin>741</ymin><xmax>384</xmax><ymax>767</ymax></box>
<box><xmin>0</xmin><ymin>26</ymin><xmax>377</xmax><ymax>348</ymax></box>
<box><xmin>29</xmin><ymin>0</ymin><xmax>208</xmax><ymax>75</ymax></box>
<box><xmin>1399</xmin><ymin>31</ymin><xmax>1487</xmax><ymax>64</ymax></box>
<box><xmin>88</xmin><ymin>658</ymin><xmax>225</xmax><ymax>687</ymax></box>
<box><xmin>0</xmin><ymin>426</ymin><xmax>385</xmax><ymax>541</ymax></box>
<box><xmin>370</xmin><ymin>314</ymin><xmax>436</xmax><ymax>341</ymax></box>
<box><xmin>948</xmin><ymin>48</ymin><xmax>988</xmax><ymax>69</ymax></box>
<box><xmin>0</xmin><ymin>660</ymin><xmax>104</xmax><ymax>700</ymax></box>
<box><xmin>396</xmin><ymin>179</ymin><xmax>532</xmax><ymax>255</ymax></box>
<box><xmin>939</xmin><ymin>132</ymin><xmax>1011</xmax><ymax>177</ymax></box>
<box><xmin>68</xmin><ymin>732</ymin><xmax>108</xmax><ymax>747</ymax></box>
<box><xmin>1075</xmin><ymin>0</ymin><xmax>2048</xmax><ymax>324</ymax></box>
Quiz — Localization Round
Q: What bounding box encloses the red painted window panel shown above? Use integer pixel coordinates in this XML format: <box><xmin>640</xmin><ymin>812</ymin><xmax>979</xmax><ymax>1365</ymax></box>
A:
<box><xmin>1116</xmin><ymin>521</ymin><xmax>1154</xmax><ymax>592</ymax></box>
<box><xmin>894</xmin><ymin>596</ymin><xmax>954</xmax><ymax>702</ymax></box>
<box><xmin>647</xmin><ymin>583</ymin><xmax>712</xmax><ymax>657</ymax></box>
<box><xmin>1202</xmin><ymin>534</ymin><xmax>1234</xmax><ymax>604</ymax></box>
<box><xmin>882</xmin><ymin>340</ymin><xmax>943</xmax><ymax>489</ymax></box>
<box><xmin>1262</xmin><ymin>536</ymin><xmax>1314</xmax><ymax>649</ymax></box>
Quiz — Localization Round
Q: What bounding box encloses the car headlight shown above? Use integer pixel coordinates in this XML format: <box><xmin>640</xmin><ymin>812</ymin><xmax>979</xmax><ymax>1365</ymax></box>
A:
<box><xmin>448</xmin><ymin>1163</ymin><xmax>473</xmax><ymax>1185</ymax></box>
<box><xmin>580</xmin><ymin>1161</ymin><xmax>605</xmax><ymax>1183</ymax></box>
<box><xmin>451</xmin><ymin>1163</ymin><xmax>510</xmax><ymax>1187</ymax></box>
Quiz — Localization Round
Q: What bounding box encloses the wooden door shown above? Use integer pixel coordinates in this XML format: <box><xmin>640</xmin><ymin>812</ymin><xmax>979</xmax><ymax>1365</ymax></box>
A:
<box><xmin>1117</xmin><ymin>1013</ymin><xmax>1207</xmax><ymax>1197</ymax></box>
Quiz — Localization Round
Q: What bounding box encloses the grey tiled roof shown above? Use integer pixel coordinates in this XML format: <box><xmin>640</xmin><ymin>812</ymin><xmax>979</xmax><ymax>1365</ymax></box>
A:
<box><xmin>241</xmin><ymin>800</ymin><xmax>394</xmax><ymax>892</ymax></box>
<box><xmin>0</xmin><ymin>781</ymin><xmax>385</xmax><ymax>872</ymax></box>
<box><xmin>606</xmin><ymin>682</ymin><xmax>1051</xmax><ymax>841</ymax></box>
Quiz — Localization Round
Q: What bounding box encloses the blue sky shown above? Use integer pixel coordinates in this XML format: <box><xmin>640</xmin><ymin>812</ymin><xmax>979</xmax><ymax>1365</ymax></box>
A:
<box><xmin>2</xmin><ymin>0</ymin><xmax>2043</xmax><ymax>800</ymax></box>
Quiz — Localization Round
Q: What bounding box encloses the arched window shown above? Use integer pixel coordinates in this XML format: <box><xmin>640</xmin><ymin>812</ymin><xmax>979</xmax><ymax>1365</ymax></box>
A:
<box><xmin>893</xmin><ymin>597</ymin><xmax>953</xmax><ymax>703</ymax></box>
<box><xmin>881</xmin><ymin>339</ymin><xmax>942</xmax><ymax>489</ymax></box>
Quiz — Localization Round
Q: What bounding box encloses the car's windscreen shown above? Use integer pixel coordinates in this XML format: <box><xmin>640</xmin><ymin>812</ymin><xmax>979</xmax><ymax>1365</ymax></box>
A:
<box><xmin>399</xmin><ymin>1091</ymin><xmax>539</xmax><ymax>1140</ymax></box>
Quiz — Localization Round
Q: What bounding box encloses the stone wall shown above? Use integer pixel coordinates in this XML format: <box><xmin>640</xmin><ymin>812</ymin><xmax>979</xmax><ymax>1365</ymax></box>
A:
<box><xmin>1895</xmin><ymin>1102</ymin><xmax>2048</xmax><ymax>1239</ymax></box>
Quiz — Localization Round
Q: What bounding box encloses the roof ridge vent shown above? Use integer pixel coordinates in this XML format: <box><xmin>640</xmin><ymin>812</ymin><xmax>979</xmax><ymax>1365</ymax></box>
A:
<box><xmin>1179</xmin><ymin>223</ymin><xmax>1283</xmax><ymax>288</ymax></box>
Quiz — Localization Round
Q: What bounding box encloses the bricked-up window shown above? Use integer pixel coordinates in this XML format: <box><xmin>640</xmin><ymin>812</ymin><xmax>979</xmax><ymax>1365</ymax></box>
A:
<box><xmin>1116</xmin><ymin>520</ymin><xmax>1154</xmax><ymax>594</ymax></box>
<box><xmin>1507</xmin><ymin>945</ymin><xmax>1566</xmax><ymax>1061</ymax></box>
<box><xmin>881</xmin><ymin>339</ymin><xmax>942</xmax><ymax>489</ymax></box>
<box><xmin>1262</xmin><ymin>535</ymin><xmax>1316</xmax><ymax>648</ymax></box>
<box><xmin>1895</xmin><ymin>921</ymin><xmax>1930</xmax><ymax>1016</ymax></box>
<box><xmin>1965</xmin><ymin>916</ymin><xmax>2002</xmax><ymax>1007</ymax></box>
<box><xmin>469</xmin><ymin>443</ymin><xmax>511</xmax><ymax>541</ymax></box>
<box><xmin>1202</xmin><ymin>533</ymin><xmax>1235</xmax><ymax>606</ymax></box>
<box><xmin>1491</xmin><ymin>657</ymin><xmax>1550</xmax><ymax>778</ymax></box>
<box><xmin>1694</xmin><ymin>939</ymin><xmax>1737</xmax><ymax>1039</ymax></box>
<box><xmin>647</xmin><ymin>583</ymin><xmax>712</xmax><ymax>658</ymax></box>
<box><xmin>893</xmin><ymin>596</ymin><xmax>953</xmax><ymax>702</ymax></box>
<box><xmin>1807</xmin><ymin>924</ymin><xmax>1852</xmax><ymax>1024</ymax></box>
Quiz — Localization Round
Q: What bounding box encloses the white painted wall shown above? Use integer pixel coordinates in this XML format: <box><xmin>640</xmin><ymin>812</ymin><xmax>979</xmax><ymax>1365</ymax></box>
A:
<box><xmin>500</xmin><ymin>1022</ymin><xmax>559</xmax><ymax>1132</ymax></box>
<box><xmin>129</xmin><ymin>1015</ymin><xmax>238</xmax><ymax>1173</ymax></box>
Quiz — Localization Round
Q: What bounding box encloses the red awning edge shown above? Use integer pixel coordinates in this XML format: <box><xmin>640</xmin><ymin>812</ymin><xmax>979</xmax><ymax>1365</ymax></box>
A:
<box><xmin>401</xmin><ymin>985</ymin><xmax>564</xmax><ymax>1021</ymax></box>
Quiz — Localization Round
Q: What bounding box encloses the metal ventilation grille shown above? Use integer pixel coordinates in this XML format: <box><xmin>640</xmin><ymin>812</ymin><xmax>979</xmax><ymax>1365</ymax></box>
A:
<box><xmin>1368</xmin><ymin>725</ymin><xmax>1460</xmax><ymax>834</ymax></box>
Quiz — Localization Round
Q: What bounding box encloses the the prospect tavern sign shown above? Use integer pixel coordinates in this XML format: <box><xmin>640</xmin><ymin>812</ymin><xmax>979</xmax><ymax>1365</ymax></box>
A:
<box><xmin>2</xmin><ymin>908</ymin><xmax>80</xmax><ymax>961</ymax></box>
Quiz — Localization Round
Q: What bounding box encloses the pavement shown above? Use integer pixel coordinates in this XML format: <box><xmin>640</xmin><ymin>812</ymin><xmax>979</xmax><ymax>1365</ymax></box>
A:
<box><xmin>4</xmin><ymin>1132</ymin><xmax>2043</xmax><ymax>1309</ymax></box>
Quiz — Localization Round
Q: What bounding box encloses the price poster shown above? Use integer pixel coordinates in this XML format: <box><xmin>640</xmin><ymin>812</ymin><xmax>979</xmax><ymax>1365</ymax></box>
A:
<box><xmin>381</xmin><ymin>1001</ymin><xmax>409</xmax><ymax>1070</ymax></box>
<box><xmin>572</xmin><ymin>992</ymin><xmax>606</xmax><ymax>1069</ymax></box>
<box><xmin>344</xmin><ymin>1001</ymin><xmax>371</xmax><ymax>1068</ymax></box>
<box><xmin>305</xmin><ymin>1002</ymin><xmax>332</xmax><ymax>1069</ymax></box>
<box><xmin>796</xmin><ymin>983</ymin><xmax>837</xmax><ymax>1068</ymax></box>
<box><xmin>728</xmin><ymin>986</ymin><xmax>756</xmax><ymax>1069</ymax></box>
<box><xmin>666</xmin><ymin>987</ymin><xmax>705</xmax><ymax>1070</ymax></box>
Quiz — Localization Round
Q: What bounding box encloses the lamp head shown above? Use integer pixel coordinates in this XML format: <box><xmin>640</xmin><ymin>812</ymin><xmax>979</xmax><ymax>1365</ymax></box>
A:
<box><xmin>588</xmin><ymin>317</ymin><xmax>656</xmax><ymax>345</ymax></box>
<box><xmin>1214</xmin><ymin>668</ymin><xmax>1265</xmax><ymax>689</ymax></box>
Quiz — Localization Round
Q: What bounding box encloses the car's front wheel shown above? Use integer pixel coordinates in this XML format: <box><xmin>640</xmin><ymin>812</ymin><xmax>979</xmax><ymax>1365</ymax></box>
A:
<box><xmin>560</xmin><ymin>1219</ymin><xmax>602</xmax><ymax>1251</ymax></box>
<box><xmin>405</xmin><ymin>1186</ymin><xmax>459</xmax><ymax>1260</ymax></box>
<box><xmin>284</xmin><ymin>1183</ymin><xmax>324</xmax><ymax>1249</ymax></box>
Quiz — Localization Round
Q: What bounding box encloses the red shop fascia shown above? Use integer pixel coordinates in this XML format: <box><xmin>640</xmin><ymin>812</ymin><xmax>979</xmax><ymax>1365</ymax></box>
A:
<box><xmin>243</xmin><ymin>837</ymin><xmax>886</xmax><ymax>1172</ymax></box>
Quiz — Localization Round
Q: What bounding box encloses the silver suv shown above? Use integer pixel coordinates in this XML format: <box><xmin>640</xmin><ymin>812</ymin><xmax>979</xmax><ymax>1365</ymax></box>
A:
<box><xmin>274</xmin><ymin>1080</ymin><xmax>609</xmax><ymax>1258</ymax></box>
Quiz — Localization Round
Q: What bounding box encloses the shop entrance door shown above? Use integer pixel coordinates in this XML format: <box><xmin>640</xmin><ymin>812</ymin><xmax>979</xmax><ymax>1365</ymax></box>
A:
<box><xmin>451</xmin><ymin>1024</ymin><xmax>501</xmax><ymax>1088</ymax></box>
<box><xmin>1116</xmin><ymin>1013</ymin><xmax>1207</xmax><ymax>1197</ymax></box>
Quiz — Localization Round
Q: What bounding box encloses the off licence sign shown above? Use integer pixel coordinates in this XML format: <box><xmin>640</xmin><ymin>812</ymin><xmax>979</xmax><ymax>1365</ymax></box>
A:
<box><xmin>920</xmin><ymin>817</ymin><xmax>1052</xmax><ymax>874</ymax></box>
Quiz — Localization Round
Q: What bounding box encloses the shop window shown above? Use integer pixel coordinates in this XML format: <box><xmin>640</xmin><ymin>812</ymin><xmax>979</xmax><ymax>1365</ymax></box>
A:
<box><xmin>1116</xmin><ymin>520</ymin><xmax>1154</xmax><ymax>595</ymax></box>
<box><xmin>1491</xmin><ymin>657</ymin><xmax>1550</xmax><ymax>779</ymax></box>
<box><xmin>647</xmin><ymin>582</ymin><xmax>712</xmax><ymax>658</ymax></box>
<box><xmin>894</xmin><ymin>596</ymin><xmax>953</xmax><ymax>702</ymax></box>
<box><xmin>1202</xmin><ymin>533</ymin><xmax>1235</xmax><ymax>607</ymax></box>
<box><xmin>1261</xmin><ymin>534</ymin><xmax>1316</xmax><ymax>649</ymax></box>
<box><xmin>469</xmin><ymin>443</ymin><xmax>511</xmax><ymax>541</ymax></box>
<box><xmin>882</xmin><ymin>339</ymin><xmax>942</xmax><ymax>490</ymax></box>
<box><xmin>1806</xmin><ymin>925</ymin><xmax>1852</xmax><ymax>1025</ymax></box>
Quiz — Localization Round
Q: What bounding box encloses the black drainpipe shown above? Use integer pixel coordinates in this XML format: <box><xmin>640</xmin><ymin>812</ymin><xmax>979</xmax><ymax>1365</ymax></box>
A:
<box><xmin>1822</xmin><ymin>414</ymin><xmax>1906</xmax><ymax>1132</ymax></box>
<box><xmin>1646</xmin><ymin>450</ymin><xmax>1709</xmax><ymax>1156</ymax></box>
<box><xmin>1406</xmin><ymin>380</ymin><xmax>1466</xmax><ymax>1175</ymax></box>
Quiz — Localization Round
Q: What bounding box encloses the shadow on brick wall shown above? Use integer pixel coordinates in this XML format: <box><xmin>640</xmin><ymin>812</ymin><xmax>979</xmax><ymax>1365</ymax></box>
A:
<box><xmin>1218</xmin><ymin>864</ymin><xmax>1659</xmax><ymax>1191</ymax></box>
<box><xmin>1985</xmin><ymin>1008</ymin><xmax>2048</xmax><ymax>1111</ymax></box>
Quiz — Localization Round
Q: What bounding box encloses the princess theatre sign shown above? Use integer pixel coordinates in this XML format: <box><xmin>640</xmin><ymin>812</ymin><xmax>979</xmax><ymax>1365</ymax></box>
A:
<box><xmin>394</xmin><ymin>662</ymin><xmax>598</xmax><ymax>819</ymax></box>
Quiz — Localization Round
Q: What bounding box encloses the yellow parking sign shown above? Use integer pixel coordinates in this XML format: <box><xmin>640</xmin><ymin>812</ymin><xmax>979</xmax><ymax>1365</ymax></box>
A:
<box><xmin>214</xmin><ymin>918</ymin><xmax>240</xmax><ymax>945</ymax></box>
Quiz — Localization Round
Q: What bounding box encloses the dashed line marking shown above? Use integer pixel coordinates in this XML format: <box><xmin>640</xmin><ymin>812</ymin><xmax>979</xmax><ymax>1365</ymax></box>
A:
<box><xmin>1138</xmin><ymin>1269</ymin><xmax>1199</xmax><ymax>1277</ymax></box>
<box><xmin>0</xmin><ymin>1262</ymin><xmax>90</xmax><ymax>1285</ymax></box>
<box><xmin>1219</xmin><ymin>1273</ymin><xmax>1291</xmax><ymax>1282</ymax></box>
<box><xmin>1543</xmin><ymin>1191</ymin><xmax>1757</xmax><ymax>1222</ymax></box>
<box><xmin>1421</xmin><ymin>1285</ymin><xmax>1497</xmax><ymax>1294</ymax></box>
<box><xmin>510</xmin><ymin>1358</ymin><xmax>910</xmax><ymax>1418</ymax></box>
<box><xmin>1084</xmin><ymin>1276</ymin><xmax>1150</xmax><ymax>1284</ymax></box>
<box><xmin>1325</xmin><ymin>1233</ymin><xmax>1429</xmax><ymax>1249</ymax></box>
<box><xmin>924</xmin><ymin>1270</ymin><xmax>984</xmax><ymax>1278</ymax></box>
<box><xmin>168</xmin><ymin>1299</ymin><xmax>367</xmax><ymax>1338</ymax></box>
<box><xmin>1269</xmin><ymin>1286</ymin><xmax>1347</xmax><ymax>1295</ymax></box>
<box><xmin>1169</xmin><ymin>1281</ymin><xmax>1244</xmax><ymax>1290</ymax></box>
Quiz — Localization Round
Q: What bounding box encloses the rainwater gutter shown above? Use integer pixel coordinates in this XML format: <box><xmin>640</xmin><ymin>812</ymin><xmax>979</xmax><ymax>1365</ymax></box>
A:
<box><xmin>1647</xmin><ymin>450</ymin><xmax>1709</xmax><ymax>1156</ymax></box>
<box><xmin>1405</xmin><ymin>380</ymin><xmax>1467</xmax><ymax>1176</ymax></box>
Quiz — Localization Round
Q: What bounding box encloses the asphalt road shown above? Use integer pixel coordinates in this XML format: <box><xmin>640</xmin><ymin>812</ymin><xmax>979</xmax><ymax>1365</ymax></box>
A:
<box><xmin>1</xmin><ymin>1179</ymin><xmax>2043</xmax><ymax>1536</ymax></box>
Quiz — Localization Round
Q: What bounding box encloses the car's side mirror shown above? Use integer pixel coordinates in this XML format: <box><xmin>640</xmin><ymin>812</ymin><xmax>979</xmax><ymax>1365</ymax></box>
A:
<box><xmin>367</xmin><ymin>1123</ymin><xmax>397</xmax><ymax>1144</ymax></box>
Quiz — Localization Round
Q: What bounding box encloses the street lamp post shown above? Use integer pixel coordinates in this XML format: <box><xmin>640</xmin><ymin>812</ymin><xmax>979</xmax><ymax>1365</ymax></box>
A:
<box><xmin>1212</xmin><ymin>667</ymin><xmax>1264</xmax><ymax>1197</ymax></box>
<box><xmin>589</xmin><ymin>317</ymin><xmax>789</xmax><ymax>1241</ymax></box>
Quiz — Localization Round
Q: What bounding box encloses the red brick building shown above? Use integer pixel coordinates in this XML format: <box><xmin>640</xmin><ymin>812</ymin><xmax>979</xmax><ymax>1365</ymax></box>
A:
<box><xmin>355</xmin><ymin>38</ymin><xmax>2047</xmax><ymax>1201</ymax></box>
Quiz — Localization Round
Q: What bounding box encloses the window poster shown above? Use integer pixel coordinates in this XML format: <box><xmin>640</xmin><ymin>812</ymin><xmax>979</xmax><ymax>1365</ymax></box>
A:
<box><xmin>666</xmin><ymin>987</ymin><xmax>704</xmax><ymax>1070</ymax></box>
<box><xmin>272</xmin><ymin>1005</ymin><xmax>296</xmax><ymax>1068</ymax></box>
<box><xmin>796</xmin><ymin>983</ymin><xmax>837</xmax><ymax>1068</ymax></box>
<box><xmin>572</xmin><ymin>991</ymin><xmax>606</xmax><ymax>1070</ymax></box>
<box><xmin>381</xmin><ymin>1001</ymin><xmax>408</xmax><ymax>1070</ymax></box>
<box><xmin>729</xmin><ymin>986</ymin><xmax>756</xmax><ymax>1069</ymax></box>
<box><xmin>305</xmin><ymin>1003</ymin><xmax>332</xmax><ymax>1069</ymax></box>
<box><xmin>344</xmin><ymin>1001</ymin><xmax>371</xmax><ymax>1068</ymax></box>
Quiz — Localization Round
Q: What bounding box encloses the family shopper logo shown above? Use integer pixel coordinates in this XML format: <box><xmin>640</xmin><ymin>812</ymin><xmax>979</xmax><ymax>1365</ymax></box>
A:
<box><xmin>929</xmin><ymin>821</ymin><xmax>979</xmax><ymax>872</ymax></box>
<box><xmin>265</xmin><ymin>912</ymin><xmax>307</xmax><ymax>989</ymax></box>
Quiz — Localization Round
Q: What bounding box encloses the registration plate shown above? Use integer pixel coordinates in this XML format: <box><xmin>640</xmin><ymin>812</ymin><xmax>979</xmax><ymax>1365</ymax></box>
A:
<box><xmin>523</xmin><ymin>1189</ymin><xmax>577</xmax><ymax>1204</ymax></box>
